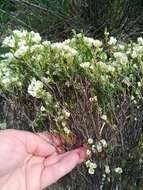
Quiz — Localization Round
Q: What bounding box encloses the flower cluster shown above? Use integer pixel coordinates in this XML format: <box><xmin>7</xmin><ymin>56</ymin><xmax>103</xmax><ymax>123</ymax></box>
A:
<box><xmin>28</xmin><ymin>78</ymin><xmax>44</xmax><ymax>98</ymax></box>
<box><xmin>86</xmin><ymin>137</ymin><xmax>123</xmax><ymax>176</ymax></box>
<box><xmin>85</xmin><ymin>160</ymin><xmax>97</xmax><ymax>174</ymax></box>
<box><xmin>1</xmin><ymin>30</ymin><xmax>143</xmax><ymax>96</ymax></box>
<box><xmin>87</xmin><ymin>138</ymin><xmax>108</xmax><ymax>154</ymax></box>
<box><xmin>2</xmin><ymin>30</ymin><xmax>41</xmax><ymax>58</ymax></box>
<box><xmin>114</xmin><ymin>167</ymin><xmax>123</xmax><ymax>174</ymax></box>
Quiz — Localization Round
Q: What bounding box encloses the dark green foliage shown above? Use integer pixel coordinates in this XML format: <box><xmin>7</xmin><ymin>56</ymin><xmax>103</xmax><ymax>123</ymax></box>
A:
<box><xmin>0</xmin><ymin>0</ymin><xmax>143</xmax><ymax>41</ymax></box>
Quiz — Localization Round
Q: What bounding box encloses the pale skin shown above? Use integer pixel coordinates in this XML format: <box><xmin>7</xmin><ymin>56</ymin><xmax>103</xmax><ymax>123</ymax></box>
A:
<box><xmin>0</xmin><ymin>129</ymin><xmax>87</xmax><ymax>190</ymax></box>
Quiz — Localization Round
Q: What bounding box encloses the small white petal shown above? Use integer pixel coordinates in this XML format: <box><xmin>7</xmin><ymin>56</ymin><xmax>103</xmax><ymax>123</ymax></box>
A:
<box><xmin>105</xmin><ymin>165</ymin><xmax>110</xmax><ymax>174</ymax></box>
<box><xmin>88</xmin><ymin>138</ymin><xmax>94</xmax><ymax>144</ymax></box>
<box><xmin>88</xmin><ymin>167</ymin><xmax>95</xmax><ymax>175</ymax></box>
<box><xmin>114</xmin><ymin>167</ymin><xmax>123</xmax><ymax>174</ymax></box>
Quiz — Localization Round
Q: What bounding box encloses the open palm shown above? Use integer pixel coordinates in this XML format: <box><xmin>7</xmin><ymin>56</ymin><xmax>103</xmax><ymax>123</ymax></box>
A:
<box><xmin>0</xmin><ymin>129</ymin><xmax>86</xmax><ymax>190</ymax></box>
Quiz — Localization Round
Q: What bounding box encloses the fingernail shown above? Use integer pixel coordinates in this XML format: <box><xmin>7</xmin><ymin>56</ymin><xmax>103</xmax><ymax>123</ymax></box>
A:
<box><xmin>56</xmin><ymin>146</ymin><xmax>65</xmax><ymax>154</ymax></box>
<box><xmin>76</xmin><ymin>147</ymin><xmax>87</xmax><ymax>163</ymax></box>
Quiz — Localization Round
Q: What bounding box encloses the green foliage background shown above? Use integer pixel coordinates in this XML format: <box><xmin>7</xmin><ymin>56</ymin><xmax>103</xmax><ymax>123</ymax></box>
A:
<box><xmin>0</xmin><ymin>0</ymin><xmax>143</xmax><ymax>41</ymax></box>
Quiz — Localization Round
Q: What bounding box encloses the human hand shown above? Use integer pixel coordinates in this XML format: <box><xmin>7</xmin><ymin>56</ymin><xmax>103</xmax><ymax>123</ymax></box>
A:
<box><xmin>0</xmin><ymin>129</ymin><xmax>86</xmax><ymax>190</ymax></box>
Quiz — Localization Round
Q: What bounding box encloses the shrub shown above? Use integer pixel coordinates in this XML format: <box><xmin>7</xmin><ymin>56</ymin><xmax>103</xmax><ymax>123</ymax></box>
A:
<box><xmin>0</xmin><ymin>30</ymin><xmax>143</xmax><ymax>189</ymax></box>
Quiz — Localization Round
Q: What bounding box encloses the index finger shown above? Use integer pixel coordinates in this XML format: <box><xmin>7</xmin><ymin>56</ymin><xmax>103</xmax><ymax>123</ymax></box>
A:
<box><xmin>41</xmin><ymin>147</ymin><xmax>87</xmax><ymax>188</ymax></box>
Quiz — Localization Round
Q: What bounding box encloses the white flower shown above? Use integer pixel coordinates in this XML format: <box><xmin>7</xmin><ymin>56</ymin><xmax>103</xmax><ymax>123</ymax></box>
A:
<box><xmin>101</xmin><ymin>115</ymin><xmax>107</xmax><ymax>121</ymax></box>
<box><xmin>139</xmin><ymin>158</ymin><xmax>142</xmax><ymax>163</ymax></box>
<box><xmin>80</xmin><ymin>62</ymin><xmax>91</xmax><ymax>69</ymax></box>
<box><xmin>114</xmin><ymin>52</ymin><xmax>128</xmax><ymax>64</ymax></box>
<box><xmin>90</xmin><ymin>163</ymin><xmax>97</xmax><ymax>169</ymax></box>
<box><xmin>62</xmin><ymin>109</ymin><xmax>70</xmax><ymax>118</ymax></box>
<box><xmin>42</xmin><ymin>41</ymin><xmax>51</xmax><ymax>46</ymax></box>
<box><xmin>13</xmin><ymin>30</ymin><xmax>23</xmax><ymax>36</ymax></box>
<box><xmin>14</xmin><ymin>45</ymin><xmax>28</xmax><ymax>58</ymax></box>
<box><xmin>104</xmin><ymin>30</ymin><xmax>110</xmax><ymax>36</ymax></box>
<box><xmin>89</xmin><ymin>96</ymin><xmax>97</xmax><ymax>102</ymax></box>
<box><xmin>102</xmin><ymin>174</ymin><xmax>106</xmax><ymax>178</ymax></box>
<box><xmin>107</xmin><ymin>65</ymin><xmax>115</xmax><ymax>73</ymax></box>
<box><xmin>137</xmin><ymin>82</ymin><xmax>141</xmax><ymax>87</ymax></box>
<box><xmin>13</xmin><ymin>30</ymin><xmax>27</xmax><ymax>38</ymax></box>
<box><xmin>89</xmin><ymin>65</ymin><xmax>94</xmax><ymax>70</ymax></box>
<box><xmin>107</xmin><ymin>177</ymin><xmax>110</xmax><ymax>182</ymax></box>
<box><xmin>105</xmin><ymin>165</ymin><xmax>110</xmax><ymax>174</ymax></box>
<box><xmin>1</xmin><ymin>76</ymin><xmax>11</xmax><ymax>85</ymax></box>
<box><xmin>30</xmin><ymin>31</ymin><xmax>41</xmax><ymax>43</ymax></box>
<box><xmin>84</xmin><ymin>37</ymin><xmax>102</xmax><ymax>47</ymax></box>
<box><xmin>52</xmin><ymin>43</ymin><xmax>77</xmax><ymax>56</ymax></box>
<box><xmin>28</xmin><ymin>78</ymin><xmax>43</xmax><ymax>97</ymax></box>
<box><xmin>93</xmin><ymin>40</ymin><xmax>102</xmax><ymax>47</ymax></box>
<box><xmin>2</xmin><ymin>36</ymin><xmax>15</xmax><ymax>48</ymax></box>
<box><xmin>114</xmin><ymin>167</ymin><xmax>123</xmax><ymax>174</ymax></box>
<box><xmin>63</xmin><ymin>127</ymin><xmax>70</xmax><ymax>134</ymax></box>
<box><xmin>91</xmin><ymin>145</ymin><xmax>96</xmax><ymax>153</ymax></box>
<box><xmin>131</xmin><ymin>50</ymin><xmax>138</xmax><ymax>58</ymax></box>
<box><xmin>85</xmin><ymin>160</ymin><xmax>91</xmax><ymax>167</ymax></box>
<box><xmin>1</xmin><ymin>53</ymin><xmax>14</xmax><ymax>62</ymax></box>
<box><xmin>86</xmin><ymin>149</ymin><xmax>91</xmax><ymax>156</ymax></box>
<box><xmin>131</xmin><ymin>95</ymin><xmax>135</xmax><ymax>100</ymax></box>
<box><xmin>13</xmin><ymin>30</ymin><xmax>28</xmax><ymax>47</ymax></box>
<box><xmin>133</xmin><ymin>63</ymin><xmax>138</xmax><ymax>69</ymax></box>
<box><xmin>84</xmin><ymin>37</ymin><xmax>95</xmax><ymax>46</ymax></box>
<box><xmin>88</xmin><ymin>167</ymin><xmax>95</xmax><ymax>174</ymax></box>
<box><xmin>63</xmin><ymin>39</ymin><xmax>70</xmax><ymax>45</ymax></box>
<box><xmin>88</xmin><ymin>138</ymin><xmax>94</xmax><ymax>144</ymax></box>
<box><xmin>85</xmin><ymin>160</ymin><xmax>97</xmax><ymax>174</ymax></box>
<box><xmin>100</xmin><ymin>139</ymin><xmax>108</xmax><ymax>148</ymax></box>
<box><xmin>1</xmin><ymin>69</ymin><xmax>19</xmax><ymax>87</ymax></box>
<box><xmin>31</xmin><ymin>44</ymin><xmax>43</xmax><ymax>53</ymax></box>
<box><xmin>122</xmin><ymin>77</ymin><xmax>130</xmax><ymax>86</ymax></box>
<box><xmin>67</xmin><ymin>47</ymin><xmax>77</xmax><ymax>56</ymax></box>
<box><xmin>18</xmin><ymin>39</ymin><xmax>27</xmax><ymax>47</ymax></box>
<box><xmin>52</xmin><ymin>42</ymin><xmax>64</xmax><ymax>49</ymax></box>
<box><xmin>61</xmin><ymin>121</ymin><xmax>66</xmax><ymax>127</ymax></box>
<box><xmin>137</xmin><ymin>37</ymin><xmax>143</xmax><ymax>45</ymax></box>
<box><xmin>131</xmin><ymin>46</ymin><xmax>143</xmax><ymax>58</ymax></box>
<box><xmin>17</xmin><ymin>81</ymin><xmax>22</xmax><ymax>87</ymax></box>
<box><xmin>108</xmin><ymin>37</ymin><xmax>117</xmax><ymax>45</ymax></box>
<box><xmin>96</xmin><ymin>142</ymin><xmax>102</xmax><ymax>153</ymax></box>
<box><xmin>40</xmin><ymin>106</ymin><xmax>46</xmax><ymax>112</ymax></box>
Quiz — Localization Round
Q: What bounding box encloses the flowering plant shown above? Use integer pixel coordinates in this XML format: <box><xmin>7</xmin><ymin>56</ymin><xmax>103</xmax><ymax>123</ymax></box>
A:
<box><xmin>0</xmin><ymin>30</ymin><xmax>143</xmax><ymax>189</ymax></box>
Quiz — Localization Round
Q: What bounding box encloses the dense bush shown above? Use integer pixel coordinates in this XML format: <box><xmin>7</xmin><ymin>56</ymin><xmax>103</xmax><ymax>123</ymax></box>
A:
<box><xmin>0</xmin><ymin>1</ymin><xmax>143</xmax><ymax>189</ymax></box>
<box><xmin>0</xmin><ymin>30</ymin><xmax>142</xmax><ymax>189</ymax></box>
